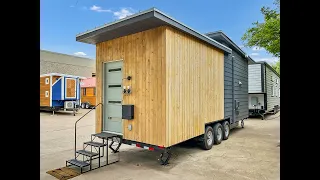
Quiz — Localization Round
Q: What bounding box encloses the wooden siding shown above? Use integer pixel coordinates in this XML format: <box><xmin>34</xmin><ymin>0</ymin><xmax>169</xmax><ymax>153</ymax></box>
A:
<box><xmin>96</xmin><ymin>26</ymin><xmax>167</xmax><ymax>146</ymax></box>
<box><xmin>40</xmin><ymin>76</ymin><xmax>50</xmax><ymax>106</ymax></box>
<box><xmin>66</xmin><ymin>79</ymin><xmax>76</xmax><ymax>97</ymax></box>
<box><xmin>165</xmin><ymin>27</ymin><xmax>224</xmax><ymax>146</ymax></box>
<box><xmin>52</xmin><ymin>76</ymin><xmax>61</xmax><ymax>84</ymax></box>
<box><xmin>265</xmin><ymin>66</ymin><xmax>280</xmax><ymax>111</ymax></box>
<box><xmin>81</xmin><ymin>87</ymin><xmax>96</xmax><ymax>105</ymax></box>
<box><xmin>248</xmin><ymin>64</ymin><xmax>262</xmax><ymax>93</ymax></box>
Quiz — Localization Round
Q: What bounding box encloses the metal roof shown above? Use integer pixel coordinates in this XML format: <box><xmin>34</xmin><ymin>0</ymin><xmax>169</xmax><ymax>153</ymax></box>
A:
<box><xmin>255</xmin><ymin>61</ymin><xmax>280</xmax><ymax>78</ymax></box>
<box><xmin>76</xmin><ymin>8</ymin><xmax>232</xmax><ymax>54</ymax></box>
<box><xmin>205</xmin><ymin>31</ymin><xmax>256</xmax><ymax>64</ymax></box>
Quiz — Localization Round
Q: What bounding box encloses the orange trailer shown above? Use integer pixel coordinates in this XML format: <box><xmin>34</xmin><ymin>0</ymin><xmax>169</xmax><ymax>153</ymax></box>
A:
<box><xmin>80</xmin><ymin>77</ymin><xmax>96</xmax><ymax>109</ymax></box>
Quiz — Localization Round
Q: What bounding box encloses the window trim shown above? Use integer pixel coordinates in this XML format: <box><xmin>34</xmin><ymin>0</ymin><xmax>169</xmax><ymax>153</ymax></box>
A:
<box><xmin>45</xmin><ymin>91</ymin><xmax>49</xmax><ymax>97</ymax></box>
<box><xmin>271</xmin><ymin>85</ymin><xmax>275</xmax><ymax>97</ymax></box>
<box><xmin>83</xmin><ymin>88</ymin><xmax>86</xmax><ymax>96</ymax></box>
<box><xmin>45</xmin><ymin>78</ymin><xmax>49</xmax><ymax>85</ymax></box>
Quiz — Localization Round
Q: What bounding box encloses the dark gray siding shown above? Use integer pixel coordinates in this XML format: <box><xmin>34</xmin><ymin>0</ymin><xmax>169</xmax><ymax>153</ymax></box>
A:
<box><xmin>224</xmin><ymin>52</ymin><xmax>249</xmax><ymax>123</ymax></box>
<box><xmin>224</xmin><ymin>54</ymin><xmax>233</xmax><ymax>121</ymax></box>
<box><xmin>232</xmin><ymin>52</ymin><xmax>249</xmax><ymax>122</ymax></box>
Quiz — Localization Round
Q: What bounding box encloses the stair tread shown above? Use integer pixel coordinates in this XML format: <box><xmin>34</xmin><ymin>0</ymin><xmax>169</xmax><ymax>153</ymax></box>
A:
<box><xmin>92</xmin><ymin>132</ymin><xmax>119</xmax><ymax>139</ymax></box>
<box><xmin>84</xmin><ymin>141</ymin><xmax>106</xmax><ymax>147</ymax></box>
<box><xmin>76</xmin><ymin>150</ymin><xmax>99</xmax><ymax>157</ymax></box>
<box><xmin>66</xmin><ymin>159</ymin><xmax>90</xmax><ymax>167</ymax></box>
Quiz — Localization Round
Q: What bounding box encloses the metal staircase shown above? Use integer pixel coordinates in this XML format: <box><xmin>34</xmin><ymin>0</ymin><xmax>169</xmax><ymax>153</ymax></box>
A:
<box><xmin>66</xmin><ymin>103</ymin><xmax>122</xmax><ymax>173</ymax></box>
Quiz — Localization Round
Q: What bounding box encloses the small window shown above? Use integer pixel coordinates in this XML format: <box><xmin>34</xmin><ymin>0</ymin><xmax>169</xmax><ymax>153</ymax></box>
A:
<box><xmin>251</xmin><ymin>97</ymin><xmax>258</xmax><ymax>106</ymax></box>
<box><xmin>92</xmin><ymin>73</ymin><xmax>96</xmax><ymax>77</ymax></box>
<box><xmin>94</xmin><ymin>87</ymin><xmax>96</xmax><ymax>95</ymax></box>
<box><xmin>83</xmin><ymin>88</ymin><xmax>86</xmax><ymax>96</ymax></box>
<box><xmin>108</xmin><ymin>68</ymin><xmax>121</xmax><ymax>72</ymax></box>
<box><xmin>108</xmin><ymin>85</ymin><xmax>121</xmax><ymax>88</ymax></box>
<box><xmin>45</xmin><ymin>91</ymin><xmax>49</xmax><ymax>97</ymax></box>
<box><xmin>271</xmin><ymin>86</ymin><xmax>275</xmax><ymax>96</ymax></box>
<box><xmin>108</xmin><ymin>100</ymin><xmax>121</xmax><ymax>104</ymax></box>
<box><xmin>45</xmin><ymin>78</ymin><xmax>49</xmax><ymax>84</ymax></box>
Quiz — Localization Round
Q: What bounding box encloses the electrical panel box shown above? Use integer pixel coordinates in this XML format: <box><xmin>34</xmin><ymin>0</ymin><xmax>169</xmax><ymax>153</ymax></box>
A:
<box><xmin>122</xmin><ymin>104</ymin><xmax>134</xmax><ymax>120</ymax></box>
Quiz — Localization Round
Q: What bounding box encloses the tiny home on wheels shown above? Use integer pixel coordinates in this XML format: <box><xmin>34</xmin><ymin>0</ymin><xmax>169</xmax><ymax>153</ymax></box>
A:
<box><xmin>80</xmin><ymin>77</ymin><xmax>97</xmax><ymax>109</ymax></box>
<box><xmin>206</xmin><ymin>31</ymin><xmax>255</xmax><ymax>129</ymax></box>
<box><xmin>65</xmin><ymin>8</ymin><xmax>250</xmax><ymax>170</ymax></box>
<box><xmin>40</xmin><ymin>73</ymin><xmax>85</xmax><ymax>115</ymax></box>
<box><xmin>248</xmin><ymin>61</ymin><xmax>280</xmax><ymax>119</ymax></box>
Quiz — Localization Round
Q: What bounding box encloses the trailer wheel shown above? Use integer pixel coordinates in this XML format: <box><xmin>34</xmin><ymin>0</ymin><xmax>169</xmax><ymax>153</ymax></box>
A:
<box><xmin>85</xmin><ymin>103</ymin><xmax>90</xmax><ymax>109</ymax></box>
<box><xmin>241</xmin><ymin>120</ymin><xmax>244</xmax><ymax>128</ymax></box>
<box><xmin>213</xmin><ymin>123</ymin><xmax>223</xmax><ymax>145</ymax></box>
<box><xmin>222</xmin><ymin>121</ymin><xmax>230</xmax><ymax>140</ymax></box>
<box><xmin>201</xmin><ymin>126</ymin><xmax>214</xmax><ymax>150</ymax></box>
<box><xmin>81</xmin><ymin>103</ymin><xmax>85</xmax><ymax>109</ymax></box>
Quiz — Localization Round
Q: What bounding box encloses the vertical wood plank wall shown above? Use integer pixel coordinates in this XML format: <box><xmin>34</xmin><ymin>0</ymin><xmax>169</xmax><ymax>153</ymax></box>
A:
<box><xmin>66</xmin><ymin>79</ymin><xmax>76</xmax><ymax>97</ymax></box>
<box><xmin>165</xmin><ymin>27</ymin><xmax>224</xmax><ymax>146</ymax></box>
<box><xmin>40</xmin><ymin>76</ymin><xmax>50</xmax><ymax>106</ymax></box>
<box><xmin>95</xmin><ymin>25</ymin><xmax>224</xmax><ymax>147</ymax></box>
<box><xmin>96</xmin><ymin>26</ymin><xmax>167</xmax><ymax>146</ymax></box>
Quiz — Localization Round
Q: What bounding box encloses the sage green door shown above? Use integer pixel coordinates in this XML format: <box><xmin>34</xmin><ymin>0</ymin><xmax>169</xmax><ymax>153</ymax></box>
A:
<box><xmin>103</xmin><ymin>61</ymin><xmax>123</xmax><ymax>134</ymax></box>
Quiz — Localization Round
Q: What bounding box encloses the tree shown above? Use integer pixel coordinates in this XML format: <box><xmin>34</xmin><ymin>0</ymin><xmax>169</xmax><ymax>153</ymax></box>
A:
<box><xmin>271</xmin><ymin>60</ymin><xmax>280</xmax><ymax>75</ymax></box>
<box><xmin>242</xmin><ymin>0</ymin><xmax>280</xmax><ymax>58</ymax></box>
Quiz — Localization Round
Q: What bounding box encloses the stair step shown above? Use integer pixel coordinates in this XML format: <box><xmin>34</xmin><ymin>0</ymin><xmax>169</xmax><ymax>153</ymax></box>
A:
<box><xmin>92</xmin><ymin>132</ymin><xmax>119</xmax><ymax>139</ymax></box>
<box><xmin>84</xmin><ymin>141</ymin><xmax>106</xmax><ymax>147</ymax></box>
<box><xmin>76</xmin><ymin>150</ymin><xmax>99</xmax><ymax>157</ymax></box>
<box><xmin>66</xmin><ymin>159</ymin><xmax>90</xmax><ymax>168</ymax></box>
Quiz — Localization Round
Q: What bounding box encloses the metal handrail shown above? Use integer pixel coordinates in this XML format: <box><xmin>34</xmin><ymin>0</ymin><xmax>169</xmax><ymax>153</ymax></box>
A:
<box><xmin>74</xmin><ymin>103</ymin><xmax>103</xmax><ymax>158</ymax></box>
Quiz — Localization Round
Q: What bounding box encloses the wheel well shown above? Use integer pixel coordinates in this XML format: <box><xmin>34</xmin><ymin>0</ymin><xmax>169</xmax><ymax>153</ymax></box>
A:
<box><xmin>205</xmin><ymin>118</ymin><xmax>230</xmax><ymax>128</ymax></box>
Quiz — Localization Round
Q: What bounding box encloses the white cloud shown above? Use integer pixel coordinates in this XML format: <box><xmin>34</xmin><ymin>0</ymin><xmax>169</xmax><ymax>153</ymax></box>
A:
<box><xmin>255</xmin><ymin>57</ymin><xmax>279</xmax><ymax>64</ymax></box>
<box><xmin>90</xmin><ymin>5</ymin><xmax>111</xmax><ymax>12</ymax></box>
<box><xmin>238</xmin><ymin>45</ymin><xmax>244</xmax><ymax>48</ymax></box>
<box><xmin>252</xmin><ymin>46</ymin><xmax>264</xmax><ymax>51</ymax></box>
<box><xmin>250</xmin><ymin>53</ymin><xmax>259</xmax><ymax>56</ymax></box>
<box><xmin>74</xmin><ymin>52</ymin><xmax>87</xmax><ymax>56</ymax></box>
<box><xmin>113</xmin><ymin>8</ymin><xmax>135</xmax><ymax>19</ymax></box>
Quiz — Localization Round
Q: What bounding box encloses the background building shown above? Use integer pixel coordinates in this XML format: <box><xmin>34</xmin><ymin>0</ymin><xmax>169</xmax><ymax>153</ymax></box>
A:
<box><xmin>40</xmin><ymin>49</ymin><xmax>95</xmax><ymax>77</ymax></box>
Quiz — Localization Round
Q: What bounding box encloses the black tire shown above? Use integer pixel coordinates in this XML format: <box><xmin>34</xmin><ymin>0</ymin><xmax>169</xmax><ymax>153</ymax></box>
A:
<box><xmin>201</xmin><ymin>126</ymin><xmax>214</xmax><ymax>150</ymax></box>
<box><xmin>85</xmin><ymin>103</ymin><xmax>90</xmax><ymax>109</ymax></box>
<box><xmin>221</xmin><ymin>121</ymin><xmax>230</xmax><ymax>140</ymax></box>
<box><xmin>241</xmin><ymin>120</ymin><xmax>244</xmax><ymax>128</ymax></box>
<box><xmin>213</xmin><ymin>123</ymin><xmax>223</xmax><ymax>145</ymax></box>
<box><xmin>81</xmin><ymin>103</ymin><xmax>85</xmax><ymax>109</ymax></box>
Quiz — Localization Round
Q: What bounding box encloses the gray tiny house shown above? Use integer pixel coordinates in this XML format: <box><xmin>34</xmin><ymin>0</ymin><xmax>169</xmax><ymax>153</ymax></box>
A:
<box><xmin>206</xmin><ymin>31</ymin><xmax>255</xmax><ymax>128</ymax></box>
<box><xmin>248</xmin><ymin>61</ymin><xmax>280</xmax><ymax>119</ymax></box>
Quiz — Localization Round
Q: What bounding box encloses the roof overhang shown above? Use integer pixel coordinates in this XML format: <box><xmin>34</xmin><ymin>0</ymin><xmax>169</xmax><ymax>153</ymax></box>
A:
<box><xmin>40</xmin><ymin>73</ymin><xmax>87</xmax><ymax>79</ymax></box>
<box><xmin>205</xmin><ymin>31</ymin><xmax>255</xmax><ymax>64</ymax></box>
<box><xmin>76</xmin><ymin>8</ymin><xmax>232</xmax><ymax>54</ymax></box>
<box><xmin>255</xmin><ymin>61</ymin><xmax>280</xmax><ymax>78</ymax></box>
